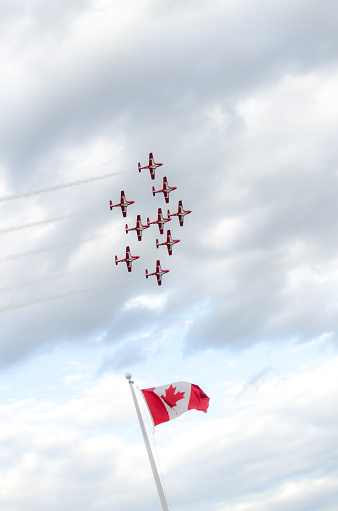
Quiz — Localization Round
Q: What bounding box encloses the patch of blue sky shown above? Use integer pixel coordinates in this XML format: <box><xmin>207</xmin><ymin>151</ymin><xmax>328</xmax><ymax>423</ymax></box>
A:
<box><xmin>0</xmin><ymin>329</ymin><xmax>335</xmax><ymax>410</ymax></box>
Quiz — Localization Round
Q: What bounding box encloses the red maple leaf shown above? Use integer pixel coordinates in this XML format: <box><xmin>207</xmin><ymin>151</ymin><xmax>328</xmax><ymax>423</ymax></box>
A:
<box><xmin>161</xmin><ymin>385</ymin><xmax>185</xmax><ymax>408</ymax></box>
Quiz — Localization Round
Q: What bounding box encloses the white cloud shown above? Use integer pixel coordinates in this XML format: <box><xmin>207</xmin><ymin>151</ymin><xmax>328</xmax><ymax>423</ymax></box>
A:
<box><xmin>124</xmin><ymin>294</ymin><xmax>168</xmax><ymax>312</ymax></box>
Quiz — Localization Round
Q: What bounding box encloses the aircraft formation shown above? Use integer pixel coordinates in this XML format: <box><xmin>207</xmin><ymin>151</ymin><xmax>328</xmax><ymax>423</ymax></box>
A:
<box><xmin>110</xmin><ymin>152</ymin><xmax>191</xmax><ymax>285</ymax></box>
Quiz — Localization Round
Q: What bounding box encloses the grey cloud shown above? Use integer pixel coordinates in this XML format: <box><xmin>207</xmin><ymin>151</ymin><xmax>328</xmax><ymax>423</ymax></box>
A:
<box><xmin>98</xmin><ymin>340</ymin><xmax>148</xmax><ymax>374</ymax></box>
<box><xmin>242</xmin><ymin>366</ymin><xmax>279</xmax><ymax>391</ymax></box>
<box><xmin>1</xmin><ymin>0</ymin><xmax>338</xmax><ymax>368</ymax></box>
<box><xmin>2</xmin><ymin>0</ymin><xmax>338</xmax><ymax>180</ymax></box>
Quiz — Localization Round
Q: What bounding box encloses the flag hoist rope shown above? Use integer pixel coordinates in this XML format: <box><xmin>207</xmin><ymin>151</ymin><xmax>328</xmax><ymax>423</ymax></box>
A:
<box><xmin>126</xmin><ymin>372</ymin><xmax>170</xmax><ymax>511</ymax></box>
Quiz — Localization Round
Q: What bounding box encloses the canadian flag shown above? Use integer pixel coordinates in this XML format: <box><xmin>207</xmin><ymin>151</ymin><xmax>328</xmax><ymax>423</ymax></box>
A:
<box><xmin>141</xmin><ymin>381</ymin><xmax>210</xmax><ymax>426</ymax></box>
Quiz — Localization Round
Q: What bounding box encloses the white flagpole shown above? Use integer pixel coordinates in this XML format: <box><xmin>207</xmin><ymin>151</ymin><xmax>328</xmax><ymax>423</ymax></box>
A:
<box><xmin>126</xmin><ymin>372</ymin><xmax>170</xmax><ymax>511</ymax></box>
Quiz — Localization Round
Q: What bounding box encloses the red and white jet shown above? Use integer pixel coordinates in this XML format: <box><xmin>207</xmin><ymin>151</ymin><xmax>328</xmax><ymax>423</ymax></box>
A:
<box><xmin>138</xmin><ymin>152</ymin><xmax>163</xmax><ymax>180</ymax></box>
<box><xmin>110</xmin><ymin>191</ymin><xmax>135</xmax><ymax>218</ymax></box>
<box><xmin>145</xmin><ymin>260</ymin><xmax>170</xmax><ymax>286</ymax></box>
<box><xmin>156</xmin><ymin>230</ymin><xmax>180</xmax><ymax>256</ymax></box>
<box><xmin>147</xmin><ymin>208</ymin><xmax>171</xmax><ymax>234</ymax></box>
<box><xmin>115</xmin><ymin>246</ymin><xmax>139</xmax><ymax>272</ymax></box>
<box><xmin>167</xmin><ymin>200</ymin><xmax>192</xmax><ymax>226</ymax></box>
<box><xmin>125</xmin><ymin>214</ymin><xmax>150</xmax><ymax>241</ymax></box>
<box><xmin>152</xmin><ymin>176</ymin><xmax>177</xmax><ymax>204</ymax></box>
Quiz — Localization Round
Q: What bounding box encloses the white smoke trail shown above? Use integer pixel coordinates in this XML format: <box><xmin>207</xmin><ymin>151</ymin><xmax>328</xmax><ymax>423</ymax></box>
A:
<box><xmin>0</xmin><ymin>172</ymin><xmax>124</xmax><ymax>203</ymax></box>
<box><xmin>0</xmin><ymin>272</ymin><xmax>68</xmax><ymax>293</ymax></box>
<box><xmin>0</xmin><ymin>214</ymin><xmax>77</xmax><ymax>236</ymax></box>
<box><xmin>0</xmin><ymin>280</ymin><xmax>131</xmax><ymax>314</ymax></box>
<box><xmin>0</xmin><ymin>265</ymin><xmax>96</xmax><ymax>293</ymax></box>
<box><xmin>0</xmin><ymin>233</ymin><xmax>108</xmax><ymax>263</ymax></box>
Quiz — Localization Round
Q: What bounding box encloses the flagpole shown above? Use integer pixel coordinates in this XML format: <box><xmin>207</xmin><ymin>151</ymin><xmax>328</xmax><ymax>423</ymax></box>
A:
<box><xmin>126</xmin><ymin>372</ymin><xmax>170</xmax><ymax>511</ymax></box>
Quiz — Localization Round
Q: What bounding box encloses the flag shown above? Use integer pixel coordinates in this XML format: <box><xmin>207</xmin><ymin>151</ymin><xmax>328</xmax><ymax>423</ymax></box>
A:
<box><xmin>141</xmin><ymin>381</ymin><xmax>210</xmax><ymax>426</ymax></box>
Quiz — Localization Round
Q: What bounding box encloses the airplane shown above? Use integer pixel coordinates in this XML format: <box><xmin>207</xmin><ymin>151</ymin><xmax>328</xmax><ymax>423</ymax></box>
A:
<box><xmin>125</xmin><ymin>214</ymin><xmax>150</xmax><ymax>241</ymax></box>
<box><xmin>147</xmin><ymin>208</ymin><xmax>171</xmax><ymax>234</ymax></box>
<box><xmin>145</xmin><ymin>260</ymin><xmax>170</xmax><ymax>286</ymax></box>
<box><xmin>156</xmin><ymin>230</ymin><xmax>180</xmax><ymax>256</ymax></box>
<box><xmin>138</xmin><ymin>152</ymin><xmax>163</xmax><ymax>180</ymax></box>
<box><xmin>152</xmin><ymin>176</ymin><xmax>177</xmax><ymax>204</ymax></box>
<box><xmin>167</xmin><ymin>200</ymin><xmax>192</xmax><ymax>226</ymax></box>
<box><xmin>115</xmin><ymin>246</ymin><xmax>139</xmax><ymax>272</ymax></box>
<box><xmin>110</xmin><ymin>191</ymin><xmax>135</xmax><ymax>218</ymax></box>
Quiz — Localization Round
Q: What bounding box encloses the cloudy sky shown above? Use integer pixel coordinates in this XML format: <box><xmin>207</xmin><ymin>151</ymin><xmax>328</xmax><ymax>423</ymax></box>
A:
<box><xmin>1</xmin><ymin>0</ymin><xmax>338</xmax><ymax>509</ymax></box>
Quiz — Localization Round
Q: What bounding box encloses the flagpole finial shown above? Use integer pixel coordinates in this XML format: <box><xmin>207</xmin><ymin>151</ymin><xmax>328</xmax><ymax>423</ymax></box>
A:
<box><xmin>125</xmin><ymin>372</ymin><xmax>133</xmax><ymax>383</ymax></box>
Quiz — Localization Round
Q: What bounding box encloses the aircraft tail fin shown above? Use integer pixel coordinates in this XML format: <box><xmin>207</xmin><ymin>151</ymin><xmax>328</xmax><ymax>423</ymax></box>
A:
<box><xmin>115</xmin><ymin>255</ymin><xmax>118</xmax><ymax>265</ymax></box>
<box><xmin>145</xmin><ymin>269</ymin><xmax>148</xmax><ymax>279</ymax></box>
<box><xmin>109</xmin><ymin>200</ymin><xmax>113</xmax><ymax>210</ymax></box>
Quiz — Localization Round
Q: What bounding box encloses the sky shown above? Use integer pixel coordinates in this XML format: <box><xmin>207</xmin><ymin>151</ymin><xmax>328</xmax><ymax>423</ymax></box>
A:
<box><xmin>1</xmin><ymin>0</ymin><xmax>338</xmax><ymax>509</ymax></box>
